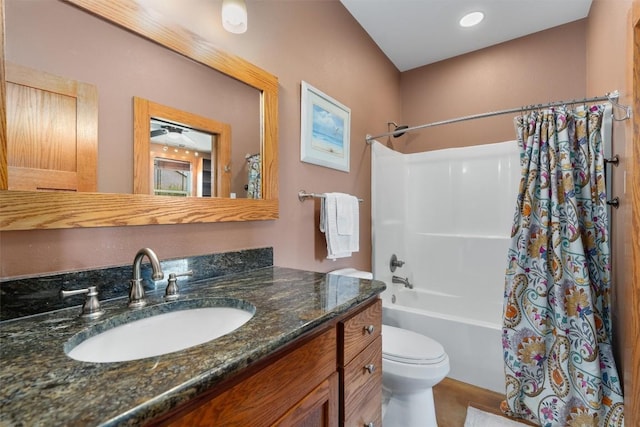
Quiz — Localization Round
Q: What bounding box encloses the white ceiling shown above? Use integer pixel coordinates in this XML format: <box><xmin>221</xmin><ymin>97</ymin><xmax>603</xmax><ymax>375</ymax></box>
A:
<box><xmin>150</xmin><ymin>119</ymin><xmax>212</xmax><ymax>153</ymax></box>
<box><xmin>339</xmin><ymin>0</ymin><xmax>593</xmax><ymax>72</ymax></box>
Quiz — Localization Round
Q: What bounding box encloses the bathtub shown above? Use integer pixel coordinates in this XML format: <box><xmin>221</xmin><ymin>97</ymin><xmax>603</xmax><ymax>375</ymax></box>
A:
<box><xmin>381</xmin><ymin>288</ymin><xmax>505</xmax><ymax>394</ymax></box>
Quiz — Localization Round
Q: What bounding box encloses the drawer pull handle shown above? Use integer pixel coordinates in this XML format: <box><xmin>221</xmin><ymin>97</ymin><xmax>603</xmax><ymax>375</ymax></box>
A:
<box><xmin>365</xmin><ymin>423</ymin><xmax>375</xmax><ymax>427</ymax></box>
<box><xmin>365</xmin><ymin>364</ymin><xmax>376</xmax><ymax>374</ymax></box>
<box><xmin>364</xmin><ymin>325</ymin><xmax>375</xmax><ymax>334</ymax></box>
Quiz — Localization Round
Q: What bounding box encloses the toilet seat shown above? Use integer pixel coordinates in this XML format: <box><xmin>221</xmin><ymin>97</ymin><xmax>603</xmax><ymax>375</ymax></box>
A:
<box><xmin>382</xmin><ymin>325</ymin><xmax>447</xmax><ymax>365</ymax></box>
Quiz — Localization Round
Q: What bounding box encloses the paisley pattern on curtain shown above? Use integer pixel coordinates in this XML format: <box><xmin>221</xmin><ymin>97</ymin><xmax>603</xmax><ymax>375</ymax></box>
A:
<box><xmin>501</xmin><ymin>105</ymin><xmax>624</xmax><ymax>426</ymax></box>
<box><xmin>246</xmin><ymin>153</ymin><xmax>261</xmax><ymax>199</ymax></box>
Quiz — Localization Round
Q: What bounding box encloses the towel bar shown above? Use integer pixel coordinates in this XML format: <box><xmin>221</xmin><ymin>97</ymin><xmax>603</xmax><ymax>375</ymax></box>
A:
<box><xmin>298</xmin><ymin>190</ymin><xmax>363</xmax><ymax>203</ymax></box>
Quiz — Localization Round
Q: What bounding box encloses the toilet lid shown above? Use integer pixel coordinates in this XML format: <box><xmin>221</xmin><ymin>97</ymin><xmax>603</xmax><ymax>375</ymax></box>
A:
<box><xmin>382</xmin><ymin>325</ymin><xmax>447</xmax><ymax>364</ymax></box>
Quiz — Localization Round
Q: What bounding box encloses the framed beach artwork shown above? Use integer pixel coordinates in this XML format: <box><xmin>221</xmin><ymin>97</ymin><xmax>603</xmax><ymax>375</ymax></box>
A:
<box><xmin>300</xmin><ymin>81</ymin><xmax>351</xmax><ymax>172</ymax></box>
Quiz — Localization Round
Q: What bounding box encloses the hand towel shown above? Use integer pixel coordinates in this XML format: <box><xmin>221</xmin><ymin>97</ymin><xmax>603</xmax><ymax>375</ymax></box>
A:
<box><xmin>336</xmin><ymin>193</ymin><xmax>356</xmax><ymax>236</ymax></box>
<box><xmin>320</xmin><ymin>193</ymin><xmax>359</xmax><ymax>259</ymax></box>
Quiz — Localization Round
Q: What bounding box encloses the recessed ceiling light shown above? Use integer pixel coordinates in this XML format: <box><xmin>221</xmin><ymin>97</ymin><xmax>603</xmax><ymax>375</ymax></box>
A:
<box><xmin>459</xmin><ymin>11</ymin><xmax>484</xmax><ymax>28</ymax></box>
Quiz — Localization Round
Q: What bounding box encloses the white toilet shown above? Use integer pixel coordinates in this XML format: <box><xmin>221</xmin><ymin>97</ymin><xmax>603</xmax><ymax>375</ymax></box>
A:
<box><xmin>328</xmin><ymin>269</ymin><xmax>450</xmax><ymax>427</ymax></box>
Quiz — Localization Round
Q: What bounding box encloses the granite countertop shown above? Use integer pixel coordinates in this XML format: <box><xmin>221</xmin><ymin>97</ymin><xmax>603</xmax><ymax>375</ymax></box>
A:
<box><xmin>0</xmin><ymin>266</ymin><xmax>385</xmax><ymax>426</ymax></box>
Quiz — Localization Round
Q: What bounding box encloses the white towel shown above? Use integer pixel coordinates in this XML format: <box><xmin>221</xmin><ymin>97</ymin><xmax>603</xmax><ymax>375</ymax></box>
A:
<box><xmin>336</xmin><ymin>193</ymin><xmax>355</xmax><ymax>235</ymax></box>
<box><xmin>320</xmin><ymin>192</ymin><xmax>359</xmax><ymax>259</ymax></box>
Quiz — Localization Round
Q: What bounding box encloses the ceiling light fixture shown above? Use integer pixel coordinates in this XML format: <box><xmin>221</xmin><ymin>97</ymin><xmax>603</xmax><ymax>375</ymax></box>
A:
<box><xmin>459</xmin><ymin>11</ymin><xmax>484</xmax><ymax>28</ymax></box>
<box><xmin>222</xmin><ymin>0</ymin><xmax>248</xmax><ymax>34</ymax></box>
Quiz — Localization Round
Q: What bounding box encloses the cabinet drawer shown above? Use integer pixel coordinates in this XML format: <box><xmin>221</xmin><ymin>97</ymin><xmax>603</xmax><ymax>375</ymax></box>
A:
<box><xmin>340</xmin><ymin>299</ymin><xmax>381</xmax><ymax>364</ymax></box>
<box><xmin>343</xmin><ymin>336</ymin><xmax>382</xmax><ymax>407</ymax></box>
<box><xmin>343</xmin><ymin>371</ymin><xmax>382</xmax><ymax>427</ymax></box>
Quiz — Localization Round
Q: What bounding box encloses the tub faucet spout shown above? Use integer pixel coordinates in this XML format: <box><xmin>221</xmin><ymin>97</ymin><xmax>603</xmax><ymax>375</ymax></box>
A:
<box><xmin>392</xmin><ymin>275</ymin><xmax>413</xmax><ymax>289</ymax></box>
<box><xmin>129</xmin><ymin>248</ymin><xmax>164</xmax><ymax>309</ymax></box>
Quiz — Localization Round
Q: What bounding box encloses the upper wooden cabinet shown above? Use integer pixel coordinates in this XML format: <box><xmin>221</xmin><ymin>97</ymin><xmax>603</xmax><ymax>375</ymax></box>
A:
<box><xmin>6</xmin><ymin>62</ymin><xmax>98</xmax><ymax>192</ymax></box>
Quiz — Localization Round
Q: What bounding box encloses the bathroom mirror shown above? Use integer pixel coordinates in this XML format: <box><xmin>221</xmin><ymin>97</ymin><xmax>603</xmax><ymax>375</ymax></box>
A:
<box><xmin>0</xmin><ymin>0</ymin><xmax>279</xmax><ymax>230</ymax></box>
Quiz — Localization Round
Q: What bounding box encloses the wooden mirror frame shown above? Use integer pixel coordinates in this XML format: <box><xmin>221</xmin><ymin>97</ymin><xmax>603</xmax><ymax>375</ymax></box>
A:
<box><xmin>0</xmin><ymin>0</ymin><xmax>279</xmax><ymax>230</ymax></box>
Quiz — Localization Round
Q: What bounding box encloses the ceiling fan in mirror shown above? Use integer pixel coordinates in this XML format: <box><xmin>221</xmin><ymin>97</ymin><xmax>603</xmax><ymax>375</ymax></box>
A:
<box><xmin>150</xmin><ymin>125</ymin><xmax>184</xmax><ymax>138</ymax></box>
<box><xmin>149</xmin><ymin>119</ymin><xmax>213</xmax><ymax>155</ymax></box>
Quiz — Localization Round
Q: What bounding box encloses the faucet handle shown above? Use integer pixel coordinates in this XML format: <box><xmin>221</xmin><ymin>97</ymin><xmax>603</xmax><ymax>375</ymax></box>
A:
<box><xmin>164</xmin><ymin>270</ymin><xmax>193</xmax><ymax>301</ymax></box>
<box><xmin>61</xmin><ymin>286</ymin><xmax>105</xmax><ymax>319</ymax></box>
<box><xmin>389</xmin><ymin>254</ymin><xmax>405</xmax><ymax>272</ymax></box>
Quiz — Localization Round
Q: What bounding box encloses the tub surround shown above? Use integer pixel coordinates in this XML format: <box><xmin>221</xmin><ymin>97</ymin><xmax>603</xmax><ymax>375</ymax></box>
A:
<box><xmin>372</xmin><ymin>141</ymin><xmax>519</xmax><ymax>394</ymax></box>
<box><xmin>0</xmin><ymin>251</ymin><xmax>385</xmax><ymax>425</ymax></box>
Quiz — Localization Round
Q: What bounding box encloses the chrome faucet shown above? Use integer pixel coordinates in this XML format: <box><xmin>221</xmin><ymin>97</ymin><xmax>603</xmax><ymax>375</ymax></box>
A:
<box><xmin>129</xmin><ymin>248</ymin><xmax>164</xmax><ymax>308</ymax></box>
<box><xmin>392</xmin><ymin>275</ymin><xmax>413</xmax><ymax>289</ymax></box>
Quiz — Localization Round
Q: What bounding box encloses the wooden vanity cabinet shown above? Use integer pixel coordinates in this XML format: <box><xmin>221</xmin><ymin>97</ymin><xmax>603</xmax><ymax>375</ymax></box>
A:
<box><xmin>338</xmin><ymin>299</ymin><xmax>383</xmax><ymax>427</ymax></box>
<box><xmin>159</xmin><ymin>326</ymin><xmax>338</xmax><ymax>427</ymax></box>
<box><xmin>152</xmin><ymin>298</ymin><xmax>382</xmax><ymax>427</ymax></box>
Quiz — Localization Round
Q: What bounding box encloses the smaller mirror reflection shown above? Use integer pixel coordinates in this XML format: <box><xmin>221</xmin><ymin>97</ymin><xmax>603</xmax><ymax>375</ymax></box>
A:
<box><xmin>150</xmin><ymin>119</ymin><xmax>214</xmax><ymax>197</ymax></box>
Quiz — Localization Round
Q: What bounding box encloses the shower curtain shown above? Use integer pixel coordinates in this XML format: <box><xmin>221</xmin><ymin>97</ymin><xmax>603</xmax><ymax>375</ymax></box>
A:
<box><xmin>501</xmin><ymin>105</ymin><xmax>624</xmax><ymax>426</ymax></box>
<box><xmin>246</xmin><ymin>153</ymin><xmax>261</xmax><ymax>199</ymax></box>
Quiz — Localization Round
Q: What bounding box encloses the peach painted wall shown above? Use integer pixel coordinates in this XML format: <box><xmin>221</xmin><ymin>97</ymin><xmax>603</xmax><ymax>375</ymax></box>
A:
<box><xmin>0</xmin><ymin>1</ymin><xmax>402</xmax><ymax>278</ymax></box>
<box><xmin>397</xmin><ymin>20</ymin><xmax>588</xmax><ymax>154</ymax></box>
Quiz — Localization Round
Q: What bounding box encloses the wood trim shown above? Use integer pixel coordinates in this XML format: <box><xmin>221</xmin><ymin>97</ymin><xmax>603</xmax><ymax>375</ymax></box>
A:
<box><xmin>5</xmin><ymin>62</ymin><xmax>79</xmax><ymax>96</ymax></box>
<box><xmin>262</xmin><ymin>88</ymin><xmax>279</xmax><ymax>200</ymax></box>
<box><xmin>0</xmin><ymin>0</ymin><xmax>7</xmax><ymax>191</ymax></box>
<box><xmin>75</xmin><ymin>80</ymin><xmax>98</xmax><ymax>191</ymax></box>
<box><xmin>133</xmin><ymin>97</ymin><xmax>151</xmax><ymax>195</ymax></box>
<box><xmin>8</xmin><ymin>167</ymin><xmax>77</xmax><ymax>192</ymax></box>
<box><xmin>0</xmin><ymin>191</ymin><xmax>278</xmax><ymax>229</ymax></box>
<box><xmin>629</xmin><ymin>2</ymin><xmax>640</xmax><ymax>424</ymax></box>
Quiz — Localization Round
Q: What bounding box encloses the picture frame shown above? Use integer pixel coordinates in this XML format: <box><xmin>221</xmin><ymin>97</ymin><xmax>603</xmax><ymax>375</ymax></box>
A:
<box><xmin>300</xmin><ymin>81</ymin><xmax>351</xmax><ymax>172</ymax></box>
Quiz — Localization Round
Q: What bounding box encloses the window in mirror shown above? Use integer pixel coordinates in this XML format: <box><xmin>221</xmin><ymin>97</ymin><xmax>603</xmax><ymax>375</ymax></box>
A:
<box><xmin>154</xmin><ymin>158</ymin><xmax>192</xmax><ymax>197</ymax></box>
<box><xmin>134</xmin><ymin>97</ymin><xmax>231</xmax><ymax>198</ymax></box>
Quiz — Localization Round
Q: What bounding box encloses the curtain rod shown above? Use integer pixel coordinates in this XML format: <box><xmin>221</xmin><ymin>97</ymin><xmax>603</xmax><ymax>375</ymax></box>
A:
<box><xmin>365</xmin><ymin>90</ymin><xmax>631</xmax><ymax>144</ymax></box>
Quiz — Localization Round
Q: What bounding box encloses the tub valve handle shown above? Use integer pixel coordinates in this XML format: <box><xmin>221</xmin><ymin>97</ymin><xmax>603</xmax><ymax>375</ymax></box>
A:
<box><xmin>364</xmin><ymin>325</ymin><xmax>375</xmax><ymax>335</ymax></box>
<box><xmin>390</xmin><ymin>254</ymin><xmax>405</xmax><ymax>272</ymax></box>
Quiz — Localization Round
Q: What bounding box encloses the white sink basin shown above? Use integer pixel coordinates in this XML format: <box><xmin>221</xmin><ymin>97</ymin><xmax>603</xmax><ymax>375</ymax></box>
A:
<box><xmin>66</xmin><ymin>300</ymin><xmax>255</xmax><ymax>363</ymax></box>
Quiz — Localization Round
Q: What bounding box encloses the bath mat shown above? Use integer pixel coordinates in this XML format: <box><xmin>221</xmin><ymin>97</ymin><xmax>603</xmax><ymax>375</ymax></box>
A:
<box><xmin>464</xmin><ymin>406</ymin><xmax>529</xmax><ymax>427</ymax></box>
